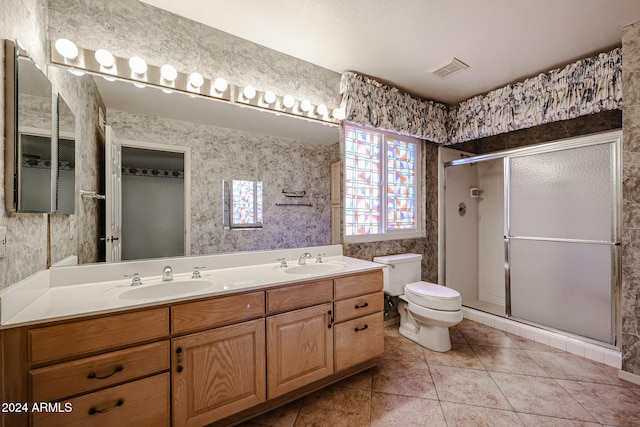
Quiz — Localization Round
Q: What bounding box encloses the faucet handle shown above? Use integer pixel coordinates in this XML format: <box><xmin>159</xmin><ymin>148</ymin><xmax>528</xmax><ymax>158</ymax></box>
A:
<box><xmin>316</xmin><ymin>253</ymin><xmax>326</xmax><ymax>263</ymax></box>
<box><xmin>124</xmin><ymin>272</ymin><xmax>142</xmax><ymax>286</ymax></box>
<box><xmin>192</xmin><ymin>266</ymin><xmax>206</xmax><ymax>279</ymax></box>
<box><xmin>276</xmin><ymin>258</ymin><xmax>288</xmax><ymax>268</ymax></box>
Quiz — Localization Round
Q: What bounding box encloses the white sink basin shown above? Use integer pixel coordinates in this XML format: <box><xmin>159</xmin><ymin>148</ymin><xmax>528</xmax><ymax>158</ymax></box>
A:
<box><xmin>283</xmin><ymin>262</ymin><xmax>348</xmax><ymax>275</ymax></box>
<box><xmin>118</xmin><ymin>280</ymin><xmax>217</xmax><ymax>300</ymax></box>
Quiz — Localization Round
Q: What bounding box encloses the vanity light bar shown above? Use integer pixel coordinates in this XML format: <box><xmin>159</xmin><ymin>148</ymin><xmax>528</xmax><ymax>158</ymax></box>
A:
<box><xmin>50</xmin><ymin>42</ymin><xmax>231</xmax><ymax>101</ymax></box>
<box><xmin>50</xmin><ymin>40</ymin><xmax>345</xmax><ymax>124</ymax></box>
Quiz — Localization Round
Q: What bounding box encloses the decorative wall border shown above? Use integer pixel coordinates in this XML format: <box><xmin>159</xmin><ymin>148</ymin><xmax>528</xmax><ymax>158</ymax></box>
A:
<box><xmin>340</xmin><ymin>48</ymin><xmax>622</xmax><ymax>145</ymax></box>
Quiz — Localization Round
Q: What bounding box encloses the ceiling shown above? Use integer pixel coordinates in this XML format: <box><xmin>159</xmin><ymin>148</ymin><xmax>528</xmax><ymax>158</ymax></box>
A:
<box><xmin>139</xmin><ymin>0</ymin><xmax>640</xmax><ymax>105</ymax></box>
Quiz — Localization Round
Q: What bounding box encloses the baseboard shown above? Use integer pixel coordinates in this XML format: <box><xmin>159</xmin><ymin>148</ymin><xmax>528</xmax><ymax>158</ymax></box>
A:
<box><xmin>618</xmin><ymin>369</ymin><xmax>640</xmax><ymax>386</ymax></box>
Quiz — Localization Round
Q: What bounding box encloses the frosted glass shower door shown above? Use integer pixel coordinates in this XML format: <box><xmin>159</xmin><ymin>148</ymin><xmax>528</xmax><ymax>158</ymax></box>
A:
<box><xmin>508</xmin><ymin>142</ymin><xmax>618</xmax><ymax>344</ymax></box>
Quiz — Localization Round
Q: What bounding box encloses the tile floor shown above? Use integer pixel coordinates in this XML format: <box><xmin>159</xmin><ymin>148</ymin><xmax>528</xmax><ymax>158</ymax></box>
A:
<box><xmin>241</xmin><ymin>319</ymin><xmax>640</xmax><ymax>427</ymax></box>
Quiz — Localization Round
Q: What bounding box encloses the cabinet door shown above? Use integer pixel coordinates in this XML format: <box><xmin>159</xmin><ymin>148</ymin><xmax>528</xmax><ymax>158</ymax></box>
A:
<box><xmin>334</xmin><ymin>312</ymin><xmax>384</xmax><ymax>371</ymax></box>
<box><xmin>267</xmin><ymin>303</ymin><xmax>333</xmax><ymax>399</ymax></box>
<box><xmin>172</xmin><ymin>319</ymin><xmax>266</xmax><ymax>427</ymax></box>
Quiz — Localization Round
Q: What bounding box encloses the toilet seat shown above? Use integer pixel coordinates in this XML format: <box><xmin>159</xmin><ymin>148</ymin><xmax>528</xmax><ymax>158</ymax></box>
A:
<box><xmin>404</xmin><ymin>281</ymin><xmax>461</xmax><ymax>311</ymax></box>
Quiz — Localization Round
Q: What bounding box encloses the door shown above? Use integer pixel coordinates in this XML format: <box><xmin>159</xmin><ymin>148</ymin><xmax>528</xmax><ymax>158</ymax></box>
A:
<box><xmin>172</xmin><ymin>319</ymin><xmax>266</xmax><ymax>427</ymax></box>
<box><xmin>266</xmin><ymin>303</ymin><xmax>333</xmax><ymax>399</ymax></box>
<box><xmin>105</xmin><ymin>126</ymin><xmax>122</xmax><ymax>262</ymax></box>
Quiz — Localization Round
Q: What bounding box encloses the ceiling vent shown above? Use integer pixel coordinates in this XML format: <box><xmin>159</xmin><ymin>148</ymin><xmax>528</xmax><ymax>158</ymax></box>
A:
<box><xmin>429</xmin><ymin>58</ymin><xmax>469</xmax><ymax>79</ymax></box>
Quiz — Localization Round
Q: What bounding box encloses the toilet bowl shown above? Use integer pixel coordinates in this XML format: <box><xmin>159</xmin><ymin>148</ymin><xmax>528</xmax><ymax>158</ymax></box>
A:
<box><xmin>373</xmin><ymin>254</ymin><xmax>462</xmax><ymax>352</ymax></box>
<box><xmin>398</xmin><ymin>281</ymin><xmax>462</xmax><ymax>352</ymax></box>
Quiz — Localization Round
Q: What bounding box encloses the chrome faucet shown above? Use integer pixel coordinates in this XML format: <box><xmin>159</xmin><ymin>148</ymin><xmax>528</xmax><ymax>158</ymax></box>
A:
<box><xmin>125</xmin><ymin>272</ymin><xmax>142</xmax><ymax>286</ymax></box>
<box><xmin>298</xmin><ymin>252</ymin><xmax>312</xmax><ymax>265</ymax></box>
<box><xmin>162</xmin><ymin>266</ymin><xmax>173</xmax><ymax>281</ymax></box>
<box><xmin>316</xmin><ymin>253</ymin><xmax>326</xmax><ymax>263</ymax></box>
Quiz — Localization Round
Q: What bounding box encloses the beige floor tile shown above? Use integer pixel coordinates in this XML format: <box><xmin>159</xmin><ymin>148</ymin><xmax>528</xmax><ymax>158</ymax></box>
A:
<box><xmin>371</xmin><ymin>392</ymin><xmax>446</xmax><ymax>427</ymax></box>
<box><xmin>449</xmin><ymin>326</ymin><xmax>468</xmax><ymax>345</ymax></box>
<box><xmin>423</xmin><ymin>341</ymin><xmax>485</xmax><ymax>370</ymax></box>
<box><xmin>440</xmin><ymin>401</ymin><xmax>524</xmax><ymax>426</ymax></box>
<box><xmin>372</xmin><ymin>358</ymin><xmax>438</xmax><ymax>399</ymax></box>
<box><xmin>384</xmin><ymin>323</ymin><xmax>402</xmax><ymax>338</ymax></box>
<box><xmin>472</xmin><ymin>345</ymin><xmax>549</xmax><ymax>376</ymax></box>
<box><xmin>430</xmin><ymin>365</ymin><xmax>512</xmax><ymax>410</ymax></box>
<box><xmin>380</xmin><ymin>335</ymin><xmax>426</xmax><ymax>363</ymax></box>
<box><xmin>557</xmin><ymin>379</ymin><xmax>640</xmax><ymax>426</ymax></box>
<box><xmin>517</xmin><ymin>412</ymin><xmax>602</xmax><ymax>426</ymax></box>
<box><xmin>243</xmin><ymin>399</ymin><xmax>303</xmax><ymax>427</ymax></box>
<box><xmin>525</xmin><ymin>350</ymin><xmax>626</xmax><ymax>385</ymax></box>
<box><xmin>294</xmin><ymin>386</ymin><xmax>371</xmax><ymax>427</ymax></box>
<box><xmin>457</xmin><ymin>322</ymin><xmax>519</xmax><ymax>348</ymax></box>
<box><xmin>490</xmin><ymin>372</ymin><xmax>597</xmax><ymax>422</ymax></box>
<box><xmin>507</xmin><ymin>334</ymin><xmax>566</xmax><ymax>352</ymax></box>
<box><xmin>333</xmin><ymin>368</ymin><xmax>373</xmax><ymax>391</ymax></box>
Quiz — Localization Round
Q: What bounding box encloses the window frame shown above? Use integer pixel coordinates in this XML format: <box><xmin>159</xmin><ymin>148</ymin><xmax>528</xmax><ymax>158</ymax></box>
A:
<box><xmin>343</xmin><ymin>123</ymin><xmax>423</xmax><ymax>243</ymax></box>
<box><xmin>223</xmin><ymin>179</ymin><xmax>263</xmax><ymax>230</ymax></box>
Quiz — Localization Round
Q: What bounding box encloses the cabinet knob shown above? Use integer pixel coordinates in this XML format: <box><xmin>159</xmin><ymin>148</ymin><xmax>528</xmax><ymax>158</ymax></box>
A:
<box><xmin>246</xmin><ymin>304</ymin><xmax>251</xmax><ymax>309</ymax></box>
<box><xmin>354</xmin><ymin>302</ymin><xmax>369</xmax><ymax>309</ymax></box>
<box><xmin>176</xmin><ymin>347</ymin><xmax>183</xmax><ymax>373</ymax></box>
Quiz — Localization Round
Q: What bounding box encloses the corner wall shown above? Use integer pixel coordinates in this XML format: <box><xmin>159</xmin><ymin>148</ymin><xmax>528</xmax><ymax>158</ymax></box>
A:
<box><xmin>621</xmin><ymin>19</ymin><xmax>640</xmax><ymax>376</ymax></box>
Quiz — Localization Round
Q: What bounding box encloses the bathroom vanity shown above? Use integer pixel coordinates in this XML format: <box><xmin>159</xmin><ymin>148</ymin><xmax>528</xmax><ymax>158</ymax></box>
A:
<box><xmin>0</xmin><ymin>246</ymin><xmax>384</xmax><ymax>426</ymax></box>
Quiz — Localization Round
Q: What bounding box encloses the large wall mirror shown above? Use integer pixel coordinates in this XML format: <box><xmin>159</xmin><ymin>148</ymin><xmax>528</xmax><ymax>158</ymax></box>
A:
<box><xmin>47</xmin><ymin>67</ymin><xmax>339</xmax><ymax>265</ymax></box>
<box><xmin>4</xmin><ymin>39</ymin><xmax>75</xmax><ymax>214</ymax></box>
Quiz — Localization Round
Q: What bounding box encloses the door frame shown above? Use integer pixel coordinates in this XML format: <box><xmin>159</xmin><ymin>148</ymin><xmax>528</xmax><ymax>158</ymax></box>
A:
<box><xmin>120</xmin><ymin>138</ymin><xmax>192</xmax><ymax>257</ymax></box>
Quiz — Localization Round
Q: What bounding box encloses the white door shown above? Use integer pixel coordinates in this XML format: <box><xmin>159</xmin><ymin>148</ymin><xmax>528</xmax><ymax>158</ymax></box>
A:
<box><xmin>105</xmin><ymin>126</ymin><xmax>122</xmax><ymax>262</ymax></box>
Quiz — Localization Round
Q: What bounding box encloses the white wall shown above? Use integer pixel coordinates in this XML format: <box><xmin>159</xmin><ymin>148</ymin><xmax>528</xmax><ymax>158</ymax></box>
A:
<box><xmin>440</xmin><ymin>147</ymin><xmax>478</xmax><ymax>302</ymax></box>
<box><xmin>477</xmin><ymin>159</ymin><xmax>506</xmax><ymax>306</ymax></box>
<box><xmin>122</xmin><ymin>175</ymin><xmax>185</xmax><ymax>260</ymax></box>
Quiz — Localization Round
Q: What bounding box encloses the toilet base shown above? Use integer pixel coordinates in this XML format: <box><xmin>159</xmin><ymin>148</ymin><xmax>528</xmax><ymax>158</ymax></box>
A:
<box><xmin>398</xmin><ymin>299</ymin><xmax>461</xmax><ymax>352</ymax></box>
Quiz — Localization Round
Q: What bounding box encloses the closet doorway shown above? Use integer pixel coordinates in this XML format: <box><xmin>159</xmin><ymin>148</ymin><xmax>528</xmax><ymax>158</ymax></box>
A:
<box><xmin>105</xmin><ymin>127</ymin><xmax>191</xmax><ymax>261</ymax></box>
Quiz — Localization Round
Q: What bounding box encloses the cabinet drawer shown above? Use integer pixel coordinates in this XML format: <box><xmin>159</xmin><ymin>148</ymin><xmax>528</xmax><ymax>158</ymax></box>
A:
<box><xmin>266</xmin><ymin>280</ymin><xmax>333</xmax><ymax>313</ymax></box>
<box><xmin>31</xmin><ymin>341</ymin><xmax>169</xmax><ymax>402</ymax></box>
<box><xmin>172</xmin><ymin>291</ymin><xmax>264</xmax><ymax>334</ymax></box>
<box><xmin>334</xmin><ymin>312</ymin><xmax>384</xmax><ymax>372</ymax></box>
<box><xmin>333</xmin><ymin>291</ymin><xmax>384</xmax><ymax>323</ymax></box>
<box><xmin>334</xmin><ymin>270</ymin><xmax>383</xmax><ymax>300</ymax></box>
<box><xmin>29</xmin><ymin>308</ymin><xmax>170</xmax><ymax>365</ymax></box>
<box><xmin>32</xmin><ymin>372</ymin><xmax>170</xmax><ymax>427</ymax></box>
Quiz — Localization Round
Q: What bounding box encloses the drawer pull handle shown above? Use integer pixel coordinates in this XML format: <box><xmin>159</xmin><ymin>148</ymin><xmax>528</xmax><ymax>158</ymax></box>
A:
<box><xmin>176</xmin><ymin>347</ymin><xmax>184</xmax><ymax>373</ymax></box>
<box><xmin>328</xmin><ymin>310</ymin><xmax>334</xmax><ymax>329</ymax></box>
<box><xmin>354</xmin><ymin>302</ymin><xmax>369</xmax><ymax>309</ymax></box>
<box><xmin>88</xmin><ymin>398</ymin><xmax>124</xmax><ymax>415</ymax></box>
<box><xmin>354</xmin><ymin>324</ymin><xmax>369</xmax><ymax>332</ymax></box>
<box><xmin>87</xmin><ymin>365</ymin><xmax>123</xmax><ymax>380</ymax></box>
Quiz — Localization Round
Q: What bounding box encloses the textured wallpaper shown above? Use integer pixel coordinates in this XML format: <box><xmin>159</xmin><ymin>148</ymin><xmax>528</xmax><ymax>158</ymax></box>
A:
<box><xmin>108</xmin><ymin>109</ymin><xmax>339</xmax><ymax>255</ymax></box>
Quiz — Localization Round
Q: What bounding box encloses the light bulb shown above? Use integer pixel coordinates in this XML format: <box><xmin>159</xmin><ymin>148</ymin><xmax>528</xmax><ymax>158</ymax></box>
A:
<box><xmin>332</xmin><ymin>107</ymin><xmax>346</xmax><ymax>120</ymax></box>
<box><xmin>243</xmin><ymin>85</ymin><xmax>256</xmax><ymax>100</ymax></box>
<box><xmin>95</xmin><ymin>49</ymin><xmax>115</xmax><ymax>68</ymax></box>
<box><xmin>189</xmin><ymin>72</ymin><xmax>204</xmax><ymax>88</ymax></box>
<box><xmin>160</xmin><ymin>64</ymin><xmax>177</xmax><ymax>82</ymax></box>
<box><xmin>103</xmin><ymin>76</ymin><xmax>116</xmax><ymax>82</ymax></box>
<box><xmin>316</xmin><ymin>104</ymin><xmax>328</xmax><ymax>116</ymax></box>
<box><xmin>134</xmin><ymin>82</ymin><xmax>146</xmax><ymax>88</ymax></box>
<box><xmin>283</xmin><ymin>95</ymin><xmax>295</xmax><ymax>109</ymax></box>
<box><xmin>129</xmin><ymin>56</ymin><xmax>147</xmax><ymax>74</ymax></box>
<box><xmin>55</xmin><ymin>39</ymin><xmax>79</xmax><ymax>60</ymax></box>
<box><xmin>263</xmin><ymin>91</ymin><xmax>276</xmax><ymax>104</ymax></box>
<box><xmin>213</xmin><ymin>78</ymin><xmax>228</xmax><ymax>93</ymax></box>
<box><xmin>69</xmin><ymin>69</ymin><xmax>85</xmax><ymax>77</ymax></box>
<box><xmin>300</xmin><ymin>100</ymin><xmax>312</xmax><ymax>112</ymax></box>
<box><xmin>162</xmin><ymin>89</ymin><xmax>173</xmax><ymax>94</ymax></box>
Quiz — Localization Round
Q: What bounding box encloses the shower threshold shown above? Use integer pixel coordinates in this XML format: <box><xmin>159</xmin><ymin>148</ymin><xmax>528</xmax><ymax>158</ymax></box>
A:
<box><xmin>463</xmin><ymin>299</ymin><xmax>505</xmax><ymax>317</ymax></box>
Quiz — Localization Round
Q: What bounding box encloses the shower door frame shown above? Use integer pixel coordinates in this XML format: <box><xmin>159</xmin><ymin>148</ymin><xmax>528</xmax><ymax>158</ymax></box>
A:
<box><xmin>442</xmin><ymin>130</ymin><xmax>622</xmax><ymax>348</ymax></box>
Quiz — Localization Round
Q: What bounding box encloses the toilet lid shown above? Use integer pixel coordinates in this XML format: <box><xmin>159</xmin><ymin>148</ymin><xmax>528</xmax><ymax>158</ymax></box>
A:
<box><xmin>404</xmin><ymin>281</ymin><xmax>462</xmax><ymax>311</ymax></box>
<box><xmin>405</xmin><ymin>282</ymin><xmax>460</xmax><ymax>300</ymax></box>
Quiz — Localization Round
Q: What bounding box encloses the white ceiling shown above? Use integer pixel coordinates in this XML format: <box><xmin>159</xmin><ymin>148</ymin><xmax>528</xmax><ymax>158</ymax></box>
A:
<box><xmin>140</xmin><ymin>0</ymin><xmax>640</xmax><ymax>105</ymax></box>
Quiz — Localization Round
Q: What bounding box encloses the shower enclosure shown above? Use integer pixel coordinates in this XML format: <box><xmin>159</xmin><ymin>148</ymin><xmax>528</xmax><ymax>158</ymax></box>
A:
<box><xmin>441</xmin><ymin>131</ymin><xmax>621</xmax><ymax>346</ymax></box>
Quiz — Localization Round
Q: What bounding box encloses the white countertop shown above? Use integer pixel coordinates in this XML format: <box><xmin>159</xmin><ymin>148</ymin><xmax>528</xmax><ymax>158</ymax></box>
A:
<box><xmin>1</xmin><ymin>250</ymin><xmax>383</xmax><ymax>328</ymax></box>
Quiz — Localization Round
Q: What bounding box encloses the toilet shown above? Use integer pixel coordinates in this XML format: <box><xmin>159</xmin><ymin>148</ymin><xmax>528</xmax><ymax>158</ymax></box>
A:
<box><xmin>374</xmin><ymin>253</ymin><xmax>462</xmax><ymax>352</ymax></box>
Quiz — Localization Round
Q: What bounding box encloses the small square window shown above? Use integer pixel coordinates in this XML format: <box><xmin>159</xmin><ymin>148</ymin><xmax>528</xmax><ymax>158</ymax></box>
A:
<box><xmin>223</xmin><ymin>180</ymin><xmax>263</xmax><ymax>229</ymax></box>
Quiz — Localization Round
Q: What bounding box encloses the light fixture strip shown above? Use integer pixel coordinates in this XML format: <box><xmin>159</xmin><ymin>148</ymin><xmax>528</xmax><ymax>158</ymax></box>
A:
<box><xmin>50</xmin><ymin>40</ymin><xmax>342</xmax><ymax>124</ymax></box>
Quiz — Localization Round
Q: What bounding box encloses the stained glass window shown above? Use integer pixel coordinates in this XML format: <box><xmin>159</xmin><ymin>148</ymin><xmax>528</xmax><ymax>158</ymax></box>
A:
<box><xmin>224</xmin><ymin>180</ymin><xmax>263</xmax><ymax>229</ymax></box>
<box><xmin>344</xmin><ymin>125</ymin><xmax>421</xmax><ymax>241</ymax></box>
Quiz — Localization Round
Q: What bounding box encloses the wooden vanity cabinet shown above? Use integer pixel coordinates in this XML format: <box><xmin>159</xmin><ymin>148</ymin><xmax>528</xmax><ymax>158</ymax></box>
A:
<box><xmin>26</xmin><ymin>307</ymin><xmax>171</xmax><ymax>427</ymax></box>
<box><xmin>333</xmin><ymin>271</ymin><xmax>385</xmax><ymax>371</ymax></box>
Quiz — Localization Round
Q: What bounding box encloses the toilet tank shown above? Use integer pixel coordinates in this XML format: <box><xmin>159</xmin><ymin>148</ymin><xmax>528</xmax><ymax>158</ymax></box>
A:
<box><xmin>373</xmin><ymin>253</ymin><xmax>422</xmax><ymax>296</ymax></box>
